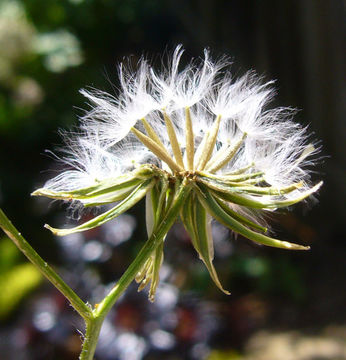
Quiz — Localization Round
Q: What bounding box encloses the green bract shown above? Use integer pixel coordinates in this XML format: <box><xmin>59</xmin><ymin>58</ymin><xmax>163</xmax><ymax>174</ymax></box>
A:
<box><xmin>33</xmin><ymin>161</ymin><xmax>321</xmax><ymax>299</ymax></box>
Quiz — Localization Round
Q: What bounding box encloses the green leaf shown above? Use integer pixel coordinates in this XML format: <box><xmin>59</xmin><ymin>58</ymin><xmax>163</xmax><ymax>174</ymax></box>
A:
<box><xmin>138</xmin><ymin>240</ymin><xmax>165</xmax><ymax>302</ymax></box>
<box><xmin>32</xmin><ymin>166</ymin><xmax>155</xmax><ymax>204</ymax></box>
<box><xmin>145</xmin><ymin>175</ymin><xmax>170</xmax><ymax>237</ymax></box>
<box><xmin>180</xmin><ymin>193</ymin><xmax>198</xmax><ymax>250</ymax></box>
<box><xmin>233</xmin><ymin>183</ymin><xmax>302</xmax><ymax>196</ymax></box>
<box><xmin>215</xmin><ymin>197</ymin><xmax>268</xmax><ymax>233</ymax></box>
<box><xmin>155</xmin><ymin>175</ymin><xmax>169</xmax><ymax>222</ymax></box>
<box><xmin>197</xmin><ymin>170</ymin><xmax>264</xmax><ymax>183</ymax></box>
<box><xmin>198</xmin><ymin>176</ymin><xmax>302</xmax><ymax>196</ymax></box>
<box><xmin>139</xmin><ymin>178</ymin><xmax>186</xmax><ymax>301</ymax></box>
<box><xmin>201</xmin><ymin>179</ymin><xmax>322</xmax><ymax>209</ymax></box>
<box><xmin>181</xmin><ymin>193</ymin><xmax>230</xmax><ymax>294</ymax></box>
<box><xmin>0</xmin><ymin>263</ymin><xmax>42</xmax><ymax>320</ymax></box>
<box><xmin>32</xmin><ymin>175</ymin><xmax>142</xmax><ymax>201</ymax></box>
<box><xmin>45</xmin><ymin>178</ymin><xmax>156</xmax><ymax>236</ymax></box>
<box><xmin>145</xmin><ymin>183</ymin><xmax>160</xmax><ymax>237</ymax></box>
<box><xmin>148</xmin><ymin>241</ymin><xmax>164</xmax><ymax>302</ymax></box>
<box><xmin>0</xmin><ymin>237</ymin><xmax>21</xmax><ymax>270</ymax></box>
<box><xmin>223</xmin><ymin>162</ymin><xmax>254</xmax><ymax>175</ymax></box>
<box><xmin>81</xmin><ymin>187</ymin><xmax>135</xmax><ymax>207</ymax></box>
<box><xmin>197</xmin><ymin>186</ymin><xmax>310</xmax><ymax>250</ymax></box>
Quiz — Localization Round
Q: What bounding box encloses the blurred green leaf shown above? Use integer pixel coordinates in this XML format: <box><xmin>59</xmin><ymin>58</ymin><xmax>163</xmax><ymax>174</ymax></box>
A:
<box><xmin>0</xmin><ymin>236</ymin><xmax>20</xmax><ymax>270</ymax></box>
<box><xmin>0</xmin><ymin>262</ymin><xmax>42</xmax><ymax>319</ymax></box>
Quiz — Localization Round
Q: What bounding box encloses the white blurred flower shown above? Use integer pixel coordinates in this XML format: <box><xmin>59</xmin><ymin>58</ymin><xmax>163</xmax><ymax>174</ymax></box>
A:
<box><xmin>33</xmin><ymin>29</ymin><xmax>83</xmax><ymax>73</ymax></box>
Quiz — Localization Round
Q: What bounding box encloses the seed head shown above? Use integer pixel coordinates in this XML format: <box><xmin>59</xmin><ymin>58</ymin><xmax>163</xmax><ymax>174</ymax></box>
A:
<box><xmin>33</xmin><ymin>46</ymin><xmax>322</xmax><ymax>299</ymax></box>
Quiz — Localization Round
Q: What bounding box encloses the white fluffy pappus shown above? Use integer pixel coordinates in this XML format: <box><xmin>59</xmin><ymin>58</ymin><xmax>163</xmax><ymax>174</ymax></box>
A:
<box><xmin>42</xmin><ymin>45</ymin><xmax>320</xmax><ymax>208</ymax></box>
<box><xmin>44</xmin><ymin>132</ymin><xmax>153</xmax><ymax>192</ymax></box>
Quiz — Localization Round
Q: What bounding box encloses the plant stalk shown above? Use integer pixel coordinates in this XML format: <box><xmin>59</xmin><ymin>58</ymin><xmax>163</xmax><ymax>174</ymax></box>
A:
<box><xmin>79</xmin><ymin>317</ymin><xmax>103</xmax><ymax>360</ymax></box>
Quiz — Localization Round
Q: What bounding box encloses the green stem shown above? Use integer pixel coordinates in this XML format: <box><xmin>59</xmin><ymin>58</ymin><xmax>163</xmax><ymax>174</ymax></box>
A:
<box><xmin>0</xmin><ymin>208</ymin><xmax>92</xmax><ymax>320</ymax></box>
<box><xmin>79</xmin><ymin>318</ymin><xmax>103</xmax><ymax>360</ymax></box>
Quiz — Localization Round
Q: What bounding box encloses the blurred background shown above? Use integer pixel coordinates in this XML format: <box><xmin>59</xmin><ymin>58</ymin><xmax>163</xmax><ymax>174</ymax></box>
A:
<box><xmin>0</xmin><ymin>0</ymin><xmax>345</xmax><ymax>359</ymax></box>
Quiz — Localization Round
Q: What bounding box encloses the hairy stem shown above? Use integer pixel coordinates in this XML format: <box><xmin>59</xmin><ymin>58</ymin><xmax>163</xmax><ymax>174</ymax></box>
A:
<box><xmin>79</xmin><ymin>318</ymin><xmax>103</xmax><ymax>360</ymax></box>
